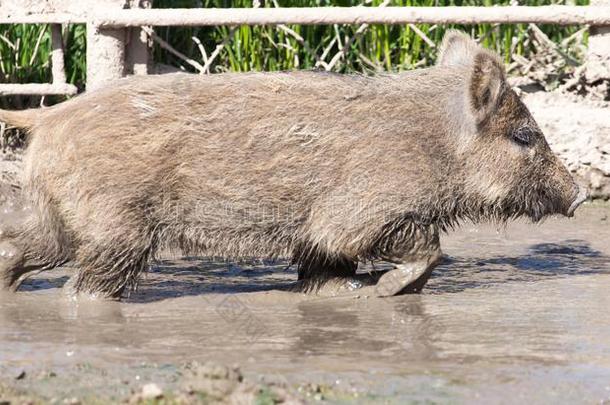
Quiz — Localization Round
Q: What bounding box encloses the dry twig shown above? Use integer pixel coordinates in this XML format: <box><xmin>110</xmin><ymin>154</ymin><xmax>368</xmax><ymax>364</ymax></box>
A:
<box><xmin>28</xmin><ymin>24</ymin><xmax>48</xmax><ymax>67</ymax></box>
<box><xmin>143</xmin><ymin>26</ymin><xmax>205</xmax><ymax>73</ymax></box>
<box><xmin>201</xmin><ymin>28</ymin><xmax>237</xmax><ymax>74</ymax></box>
<box><xmin>529</xmin><ymin>23</ymin><xmax>579</xmax><ymax>67</ymax></box>
<box><xmin>408</xmin><ymin>23</ymin><xmax>435</xmax><ymax>48</ymax></box>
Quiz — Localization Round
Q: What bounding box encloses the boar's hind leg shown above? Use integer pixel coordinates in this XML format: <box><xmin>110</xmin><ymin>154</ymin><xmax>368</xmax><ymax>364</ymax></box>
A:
<box><xmin>72</xmin><ymin>234</ymin><xmax>156</xmax><ymax>299</ymax></box>
<box><xmin>374</xmin><ymin>225</ymin><xmax>442</xmax><ymax>297</ymax></box>
<box><xmin>0</xmin><ymin>218</ymin><xmax>70</xmax><ymax>291</ymax></box>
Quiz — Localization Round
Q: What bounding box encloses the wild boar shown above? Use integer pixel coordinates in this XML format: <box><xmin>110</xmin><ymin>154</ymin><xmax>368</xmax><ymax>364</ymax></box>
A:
<box><xmin>0</xmin><ymin>30</ymin><xmax>587</xmax><ymax>299</ymax></box>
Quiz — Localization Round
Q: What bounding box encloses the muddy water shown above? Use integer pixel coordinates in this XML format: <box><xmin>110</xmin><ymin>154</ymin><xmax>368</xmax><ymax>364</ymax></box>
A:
<box><xmin>1</xmin><ymin>204</ymin><xmax>609</xmax><ymax>403</ymax></box>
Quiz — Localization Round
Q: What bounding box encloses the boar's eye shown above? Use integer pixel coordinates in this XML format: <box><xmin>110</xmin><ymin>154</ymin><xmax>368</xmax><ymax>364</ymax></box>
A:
<box><xmin>512</xmin><ymin>127</ymin><xmax>534</xmax><ymax>147</ymax></box>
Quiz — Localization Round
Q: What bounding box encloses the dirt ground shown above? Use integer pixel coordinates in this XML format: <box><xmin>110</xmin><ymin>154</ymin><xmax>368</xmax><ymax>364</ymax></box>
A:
<box><xmin>0</xmin><ymin>88</ymin><xmax>609</xmax><ymax>404</ymax></box>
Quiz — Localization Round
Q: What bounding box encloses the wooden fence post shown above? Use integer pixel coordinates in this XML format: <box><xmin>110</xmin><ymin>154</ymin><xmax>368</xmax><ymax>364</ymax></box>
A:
<box><xmin>85</xmin><ymin>0</ymin><xmax>130</xmax><ymax>91</ymax></box>
<box><xmin>86</xmin><ymin>0</ymin><xmax>152</xmax><ymax>90</ymax></box>
<box><xmin>86</xmin><ymin>23</ymin><xmax>126</xmax><ymax>91</ymax></box>
<box><xmin>50</xmin><ymin>24</ymin><xmax>67</xmax><ymax>85</ymax></box>
<box><xmin>126</xmin><ymin>0</ymin><xmax>153</xmax><ymax>75</ymax></box>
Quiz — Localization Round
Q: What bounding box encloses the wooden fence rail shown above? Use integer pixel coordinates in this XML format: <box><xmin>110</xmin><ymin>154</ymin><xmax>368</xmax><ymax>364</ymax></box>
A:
<box><xmin>1</xmin><ymin>6</ymin><xmax>609</xmax><ymax>26</ymax></box>
<box><xmin>95</xmin><ymin>6</ymin><xmax>610</xmax><ymax>26</ymax></box>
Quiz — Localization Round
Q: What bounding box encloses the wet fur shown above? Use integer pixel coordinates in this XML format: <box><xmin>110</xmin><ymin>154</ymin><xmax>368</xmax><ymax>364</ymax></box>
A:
<box><xmin>0</xmin><ymin>31</ymin><xmax>579</xmax><ymax>297</ymax></box>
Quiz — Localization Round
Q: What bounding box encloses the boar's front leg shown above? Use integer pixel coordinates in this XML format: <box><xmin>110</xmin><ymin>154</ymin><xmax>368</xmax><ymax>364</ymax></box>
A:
<box><xmin>294</xmin><ymin>248</ymin><xmax>358</xmax><ymax>293</ymax></box>
<box><xmin>373</xmin><ymin>224</ymin><xmax>442</xmax><ymax>297</ymax></box>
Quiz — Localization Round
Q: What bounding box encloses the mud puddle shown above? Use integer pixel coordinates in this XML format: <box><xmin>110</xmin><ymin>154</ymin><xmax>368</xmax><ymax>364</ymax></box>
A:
<box><xmin>1</xmin><ymin>203</ymin><xmax>609</xmax><ymax>404</ymax></box>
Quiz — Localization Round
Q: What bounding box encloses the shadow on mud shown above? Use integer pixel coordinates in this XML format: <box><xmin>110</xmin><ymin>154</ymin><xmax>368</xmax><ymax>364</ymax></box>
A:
<box><xmin>17</xmin><ymin>238</ymin><xmax>609</xmax><ymax>303</ymax></box>
<box><xmin>126</xmin><ymin>259</ymin><xmax>296</xmax><ymax>302</ymax></box>
<box><xmin>430</xmin><ymin>239</ymin><xmax>610</xmax><ymax>294</ymax></box>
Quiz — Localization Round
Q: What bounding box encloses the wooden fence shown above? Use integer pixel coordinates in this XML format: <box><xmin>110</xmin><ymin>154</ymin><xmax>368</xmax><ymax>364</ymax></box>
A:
<box><xmin>1</xmin><ymin>0</ymin><xmax>609</xmax><ymax>95</ymax></box>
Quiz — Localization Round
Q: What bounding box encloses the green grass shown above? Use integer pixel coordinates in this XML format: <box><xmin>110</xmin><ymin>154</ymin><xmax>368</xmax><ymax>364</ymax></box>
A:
<box><xmin>154</xmin><ymin>0</ymin><xmax>588</xmax><ymax>74</ymax></box>
<box><xmin>0</xmin><ymin>23</ymin><xmax>86</xmax><ymax>107</ymax></box>
<box><xmin>0</xmin><ymin>0</ymin><xmax>589</xmax><ymax>108</ymax></box>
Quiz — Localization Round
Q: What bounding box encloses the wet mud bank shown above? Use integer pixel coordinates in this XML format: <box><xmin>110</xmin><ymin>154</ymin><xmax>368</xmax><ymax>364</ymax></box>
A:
<box><xmin>0</xmin><ymin>203</ymin><xmax>609</xmax><ymax>404</ymax></box>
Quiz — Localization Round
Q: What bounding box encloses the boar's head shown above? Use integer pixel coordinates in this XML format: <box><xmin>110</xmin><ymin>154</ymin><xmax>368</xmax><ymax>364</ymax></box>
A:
<box><xmin>437</xmin><ymin>30</ymin><xmax>587</xmax><ymax>222</ymax></box>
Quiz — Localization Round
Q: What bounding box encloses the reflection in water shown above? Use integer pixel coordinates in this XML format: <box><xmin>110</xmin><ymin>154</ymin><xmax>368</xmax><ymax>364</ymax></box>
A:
<box><xmin>293</xmin><ymin>301</ymin><xmax>361</xmax><ymax>357</ymax></box>
<box><xmin>389</xmin><ymin>299</ymin><xmax>440</xmax><ymax>359</ymax></box>
<box><xmin>0</xmin><ymin>205</ymin><xmax>609</xmax><ymax>402</ymax></box>
<box><xmin>290</xmin><ymin>297</ymin><xmax>440</xmax><ymax>361</ymax></box>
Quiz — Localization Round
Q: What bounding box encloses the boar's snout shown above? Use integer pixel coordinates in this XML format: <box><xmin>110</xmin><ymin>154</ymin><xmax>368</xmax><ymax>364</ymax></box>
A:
<box><xmin>525</xmin><ymin>156</ymin><xmax>588</xmax><ymax>221</ymax></box>
<box><xmin>566</xmin><ymin>184</ymin><xmax>588</xmax><ymax>217</ymax></box>
<box><xmin>549</xmin><ymin>158</ymin><xmax>588</xmax><ymax>218</ymax></box>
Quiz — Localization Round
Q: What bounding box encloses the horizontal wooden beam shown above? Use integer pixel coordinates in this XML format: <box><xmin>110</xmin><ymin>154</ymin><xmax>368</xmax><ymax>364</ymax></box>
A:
<box><xmin>0</xmin><ymin>12</ymin><xmax>86</xmax><ymax>24</ymax></box>
<box><xmin>94</xmin><ymin>6</ymin><xmax>610</xmax><ymax>27</ymax></box>
<box><xmin>1</xmin><ymin>6</ymin><xmax>609</xmax><ymax>26</ymax></box>
<box><xmin>0</xmin><ymin>83</ymin><xmax>78</xmax><ymax>96</ymax></box>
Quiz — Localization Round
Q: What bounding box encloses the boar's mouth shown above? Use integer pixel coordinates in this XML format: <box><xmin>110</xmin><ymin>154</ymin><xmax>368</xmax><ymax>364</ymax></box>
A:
<box><xmin>493</xmin><ymin>184</ymin><xmax>582</xmax><ymax>223</ymax></box>
<box><xmin>566</xmin><ymin>185</ymin><xmax>588</xmax><ymax>217</ymax></box>
<box><xmin>523</xmin><ymin>184</ymin><xmax>588</xmax><ymax>222</ymax></box>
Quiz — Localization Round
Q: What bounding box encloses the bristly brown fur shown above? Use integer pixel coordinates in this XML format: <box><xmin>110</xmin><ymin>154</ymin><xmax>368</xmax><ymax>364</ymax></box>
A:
<box><xmin>0</xmin><ymin>30</ymin><xmax>580</xmax><ymax>297</ymax></box>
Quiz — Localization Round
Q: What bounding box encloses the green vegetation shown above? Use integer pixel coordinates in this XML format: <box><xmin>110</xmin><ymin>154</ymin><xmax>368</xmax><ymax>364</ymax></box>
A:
<box><xmin>0</xmin><ymin>23</ymin><xmax>86</xmax><ymax>107</ymax></box>
<box><xmin>0</xmin><ymin>0</ymin><xmax>589</xmax><ymax>108</ymax></box>
<box><xmin>155</xmin><ymin>0</ymin><xmax>588</xmax><ymax>74</ymax></box>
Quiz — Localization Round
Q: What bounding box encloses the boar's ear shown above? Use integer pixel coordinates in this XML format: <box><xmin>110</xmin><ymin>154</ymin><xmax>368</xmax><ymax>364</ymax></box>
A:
<box><xmin>437</xmin><ymin>30</ymin><xmax>480</xmax><ymax>67</ymax></box>
<box><xmin>437</xmin><ymin>30</ymin><xmax>506</xmax><ymax>123</ymax></box>
<box><xmin>467</xmin><ymin>51</ymin><xmax>506</xmax><ymax>123</ymax></box>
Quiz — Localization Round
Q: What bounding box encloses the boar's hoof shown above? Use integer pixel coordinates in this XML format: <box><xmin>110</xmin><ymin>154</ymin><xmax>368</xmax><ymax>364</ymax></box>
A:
<box><xmin>0</xmin><ymin>240</ymin><xmax>26</xmax><ymax>291</ymax></box>
<box><xmin>373</xmin><ymin>261</ymin><xmax>434</xmax><ymax>297</ymax></box>
<box><xmin>61</xmin><ymin>274</ymin><xmax>79</xmax><ymax>299</ymax></box>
